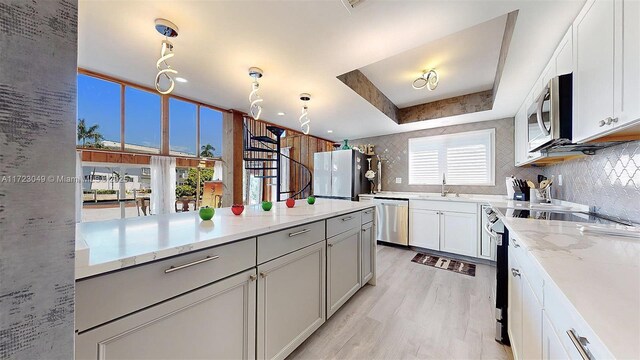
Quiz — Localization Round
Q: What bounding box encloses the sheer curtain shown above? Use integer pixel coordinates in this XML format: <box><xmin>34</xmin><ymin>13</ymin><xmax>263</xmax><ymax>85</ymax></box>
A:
<box><xmin>76</xmin><ymin>151</ymin><xmax>83</xmax><ymax>222</ymax></box>
<box><xmin>150</xmin><ymin>156</ymin><xmax>176</xmax><ymax>215</ymax></box>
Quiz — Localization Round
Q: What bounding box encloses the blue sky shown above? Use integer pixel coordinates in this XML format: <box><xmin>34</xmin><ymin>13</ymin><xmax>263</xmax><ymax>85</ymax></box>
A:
<box><xmin>77</xmin><ymin>74</ymin><xmax>223</xmax><ymax>157</ymax></box>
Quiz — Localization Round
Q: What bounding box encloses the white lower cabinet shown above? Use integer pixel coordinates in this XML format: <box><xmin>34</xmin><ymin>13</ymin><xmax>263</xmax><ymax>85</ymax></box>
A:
<box><xmin>76</xmin><ymin>269</ymin><xmax>257</xmax><ymax>360</ymax></box>
<box><xmin>409</xmin><ymin>208</ymin><xmax>440</xmax><ymax>250</ymax></box>
<box><xmin>409</xmin><ymin>200</ymin><xmax>479</xmax><ymax>258</ymax></box>
<box><xmin>440</xmin><ymin>211</ymin><xmax>477</xmax><ymax>257</ymax></box>
<box><xmin>257</xmin><ymin>241</ymin><xmax>326</xmax><ymax>360</ymax></box>
<box><xmin>508</xmin><ymin>249</ymin><xmax>524</xmax><ymax>359</ymax></box>
<box><xmin>361</xmin><ymin>221</ymin><xmax>375</xmax><ymax>285</ymax></box>
<box><xmin>542</xmin><ymin>313</ymin><xmax>570</xmax><ymax>360</ymax></box>
<box><xmin>327</xmin><ymin>227</ymin><xmax>361</xmax><ymax>318</ymax></box>
<box><xmin>521</xmin><ymin>272</ymin><xmax>543</xmax><ymax>360</ymax></box>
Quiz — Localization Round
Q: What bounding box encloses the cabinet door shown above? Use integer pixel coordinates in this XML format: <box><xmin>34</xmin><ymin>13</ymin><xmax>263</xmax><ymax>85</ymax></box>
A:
<box><xmin>522</xmin><ymin>273</ymin><xmax>543</xmax><ymax>360</ymax></box>
<box><xmin>361</xmin><ymin>221</ymin><xmax>374</xmax><ymax>286</ymax></box>
<box><xmin>556</xmin><ymin>28</ymin><xmax>573</xmax><ymax>76</ymax></box>
<box><xmin>257</xmin><ymin>241</ymin><xmax>325</xmax><ymax>360</ymax></box>
<box><xmin>440</xmin><ymin>211</ymin><xmax>478</xmax><ymax>257</ymax></box>
<box><xmin>327</xmin><ymin>227</ymin><xmax>361</xmax><ymax>318</ymax></box>
<box><xmin>542</xmin><ymin>313</ymin><xmax>570</xmax><ymax>360</ymax></box>
<box><xmin>409</xmin><ymin>208</ymin><xmax>440</xmax><ymax>250</ymax></box>
<box><xmin>614</xmin><ymin>0</ymin><xmax>640</xmax><ymax>127</ymax></box>
<box><xmin>508</xmin><ymin>249</ymin><xmax>523</xmax><ymax>360</ymax></box>
<box><xmin>573</xmin><ymin>0</ymin><xmax>615</xmax><ymax>142</ymax></box>
<box><xmin>76</xmin><ymin>269</ymin><xmax>257</xmax><ymax>360</ymax></box>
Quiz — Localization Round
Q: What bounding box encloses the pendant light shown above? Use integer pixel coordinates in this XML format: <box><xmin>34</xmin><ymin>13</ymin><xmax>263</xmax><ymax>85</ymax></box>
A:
<box><xmin>299</xmin><ymin>93</ymin><xmax>311</xmax><ymax>135</ymax></box>
<box><xmin>154</xmin><ymin>19</ymin><xmax>179</xmax><ymax>95</ymax></box>
<box><xmin>248</xmin><ymin>67</ymin><xmax>263</xmax><ymax>121</ymax></box>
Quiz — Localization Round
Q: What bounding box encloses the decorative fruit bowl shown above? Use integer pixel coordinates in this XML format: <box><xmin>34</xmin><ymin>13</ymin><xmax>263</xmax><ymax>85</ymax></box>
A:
<box><xmin>261</xmin><ymin>201</ymin><xmax>273</xmax><ymax>211</ymax></box>
<box><xmin>199</xmin><ymin>206</ymin><xmax>215</xmax><ymax>221</ymax></box>
<box><xmin>231</xmin><ymin>204</ymin><xmax>244</xmax><ymax>215</ymax></box>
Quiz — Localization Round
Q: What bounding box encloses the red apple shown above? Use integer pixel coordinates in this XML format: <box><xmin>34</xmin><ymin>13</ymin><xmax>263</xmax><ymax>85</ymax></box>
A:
<box><xmin>286</xmin><ymin>198</ymin><xmax>295</xmax><ymax>208</ymax></box>
<box><xmin>231</xmin><ymin>204</ymin><xmax>244</xmax><ymax>215</ymax></box>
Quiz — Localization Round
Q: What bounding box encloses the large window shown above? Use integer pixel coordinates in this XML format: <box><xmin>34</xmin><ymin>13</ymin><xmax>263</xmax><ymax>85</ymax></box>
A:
<box><xmin>200</xmin><ymin>107</ymin><xmax>223</xmax><ymax>158</ymax></box>
<box><xmin>77</xmin><ymin>75</ymin><xmax>121</xmax><ymax>149</ymax></box>
<box><xmin>169</xmin><ymin>98</ymin><xmax>197</xmax><ymax>156</ymax></box>
<box><xmin>408</xmin><ymin>129</ymin><xmax>495</xmax><ymax>186</ymax></box>
<box><xmin>125</xmin><ymin>87</ymin><xmax>161</xmax><ymax>153</ymax></box>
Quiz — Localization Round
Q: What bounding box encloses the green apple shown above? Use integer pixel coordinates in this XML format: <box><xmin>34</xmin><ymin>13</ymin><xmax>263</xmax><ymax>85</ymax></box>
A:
<box><xmin>261</xmin><ymin>201</ymin><xmax>273</xmax><ymax>211</ymax></box>
<box><xmin>199</xmin><ymin>206</ymin><xmax>215</xmax><ymax>221</ymax></box>
<box><xmin>307</xmin><ymin>196</ymin><xmax>316</xmax><ymax>205</ymax></box>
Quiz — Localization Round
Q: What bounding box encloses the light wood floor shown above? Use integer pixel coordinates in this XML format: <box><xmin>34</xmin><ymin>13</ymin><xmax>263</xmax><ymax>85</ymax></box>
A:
<box><xmin>288</xmin><ymin>245</ymin><xmax>514</xmax><ymax>360</ymax></box>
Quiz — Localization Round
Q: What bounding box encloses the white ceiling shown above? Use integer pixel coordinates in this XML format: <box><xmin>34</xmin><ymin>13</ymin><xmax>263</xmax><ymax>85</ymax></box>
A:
<box><xmin>78</xmin><ymin>0</ymin><xmax>586</xmax><ymax>141</ymax></box>
<box><xmin>360</xmin><ymin>14</ymin><xmax>506</xmax><ymax>108</ymax></box>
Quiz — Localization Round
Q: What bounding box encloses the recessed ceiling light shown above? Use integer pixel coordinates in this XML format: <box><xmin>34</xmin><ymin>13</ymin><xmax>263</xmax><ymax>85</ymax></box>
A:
<box><xmin>175</xmin><ymin>77</ymin><xmax>188</xmax><ymax>83</ymax></box>
<box><xmin>277</xmin><ymin>112</ymin><xmax>286</xmax><ymax>116</ymax></box>
<box><xmin>327</xmin><ymin>130</ymin><xmax>333</xmax><ymax>133</ymax></box>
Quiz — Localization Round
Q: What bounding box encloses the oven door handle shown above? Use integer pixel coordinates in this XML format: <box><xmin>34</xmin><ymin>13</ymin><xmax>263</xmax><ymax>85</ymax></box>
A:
<box><xmin>536</xmin><ymin>88</ymin><xmax>550</xmax><ymax>136</ymax></box>
<box><xmin>483</xmin><ymin>223</ymin><xmax>497</xmax><ymax>239</ymax></box>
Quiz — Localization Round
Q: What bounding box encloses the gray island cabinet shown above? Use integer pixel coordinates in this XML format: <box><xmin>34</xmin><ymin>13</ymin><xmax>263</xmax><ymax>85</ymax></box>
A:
<box><xmin>75</xmin><ymin>204</ymin><xmax>375</xmax><ymax>360</ymax></box>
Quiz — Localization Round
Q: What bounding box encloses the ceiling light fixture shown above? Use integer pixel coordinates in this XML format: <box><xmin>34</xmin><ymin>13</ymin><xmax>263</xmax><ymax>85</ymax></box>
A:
<box><xmin>412</xmin><ymin>69</ymin><xmax>439</xmax><ymax>91</ymax></box>
<box><xmin>175</xmin><ymin>77</ymin><xmax>188</xmax><ymax>83</ymax></box>
<box><xmin>248</xmin><ymin>67</ymin><xmax>263</xmax><ymax>121</ymax></box>
<box><xmin>327</xmin><ymin>130</ymin><xmax>333</xmax><ymax>133</ymax></box>
<box><xmin>154</xmin><ymin>18</ymin><xmax>179</xmax><ymax>95</ymax></box>
<box><xmin>277</xmin><ymin>112</ymin><xmax>286</xmax><ymax>116</ymax></box>
<box><xmin>299</xmin><ymin>93</ymin><xmax>311</xmax><ymax>135</ymax></box>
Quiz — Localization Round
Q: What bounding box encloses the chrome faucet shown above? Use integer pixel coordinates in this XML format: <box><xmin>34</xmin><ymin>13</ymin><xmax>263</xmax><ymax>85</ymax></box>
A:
<box><xmin>441</xmin><ymin>173</ymin><xmax>449</xmax><ymax>197</ymax></box>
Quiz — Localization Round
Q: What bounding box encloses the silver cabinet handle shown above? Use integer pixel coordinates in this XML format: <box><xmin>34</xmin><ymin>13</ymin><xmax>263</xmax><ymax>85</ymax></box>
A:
<box><xmin>605</xmin><ymin>117</ymin><xmax>613</xmax><ymax>125</ymax></box>
<box><xmin>289</xmin><ymin>229</ymin><xmax>310</xmax><ymax>237</ymax></box>
<box><xmin>363</xmin><ymin>210</ymin><xmax>373</xmax><ymax>215</ymax></box>
<box><xmin>165</xmin><ymin>255</ymin><xmax>219</xmax><ymax>274</ymax></box>
<box><xmin>341</xmin><ymin>216</ymin><xmax>354</xmax><ymax>222</ymax></box>
<box><xmin>511</xmin><ymin>268</ymin><xmax>521</xmax><ymax>277</ymax></box>
<box><xmin>612</xmin><ymin>117</ymin><xmax>618</xmax><ymax>123</ymax></box>
<box><xmin>260</xmin><ymin>272</ymin><xmax>267</xmax><ymax>278</ymax></box>
<box><xmin>328</xmin><ymin>243</ymin><xmax>334</xmax><ymax>247</ymax></box>
<box><xmin>598</xmin><ymin>119</ymin><xmax>606</xmax><ymax>127</ymax></box>
<box><xmin>249</xmin><ymin>274</ymin><xmax>257</xmax><ymax>281</ymax></box>
<box><xmin>511</xmin><ymin>239</ymin><xmax>520</xmax><ymax>248</ymax></box>
<box><xmin>567</xmin><ymin>329</ymin><xmax>593</xmax><ymax>360</ymax></box>
<box><xmin>362</xmin><ymin>228</ymin><xmax>367</xmax><ymax>232</ymax></box>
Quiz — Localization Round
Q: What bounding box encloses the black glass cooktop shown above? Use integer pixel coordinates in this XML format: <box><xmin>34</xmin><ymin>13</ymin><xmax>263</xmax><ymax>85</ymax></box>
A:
<box><xmin>494</xmin><ymin>208</ymin><xmax>620</xmax><ymax>225</ymax></box>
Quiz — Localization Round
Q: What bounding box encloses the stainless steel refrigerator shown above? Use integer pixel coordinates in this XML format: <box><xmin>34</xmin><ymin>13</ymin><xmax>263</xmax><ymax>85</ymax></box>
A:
<box><xmin>313</xmin><ymin>149</ymin><xmax>370</xmax><ymax>201</ymax></box>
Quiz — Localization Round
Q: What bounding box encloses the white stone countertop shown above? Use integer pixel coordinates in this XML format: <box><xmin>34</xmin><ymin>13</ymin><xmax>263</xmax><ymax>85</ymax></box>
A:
<box><xmin>491</xmin><ymin>206</ymin><xmax>640</xmax><ymax>359</ymax></box>
<box><xmin>75</xmin><ymin>199</ymin><xmax>374</xmax><ymax>280</ymax></box>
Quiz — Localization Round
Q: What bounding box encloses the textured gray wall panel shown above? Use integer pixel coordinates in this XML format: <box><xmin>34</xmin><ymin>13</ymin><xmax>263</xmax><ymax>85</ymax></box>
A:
<box><xmin>544</xmin><ymin>141</ymin><xmax>640</xmax><ymax>224</ymax></box>
<box><xmin>0</xmin><ymin>0</ymin><xmax>77</xmax><ymax>359</ymax></box>
<box><xmin>352</xmin><ymin>118</ymin><xmax>540</xmax><ymax>195</ymax></box>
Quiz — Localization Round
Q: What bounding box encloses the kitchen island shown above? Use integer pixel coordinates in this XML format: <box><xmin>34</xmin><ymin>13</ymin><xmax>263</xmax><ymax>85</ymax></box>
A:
<box><xmin>75</xmin><ymin>199</ymin><xmax>375</xmax><ymax>360</ymax></box>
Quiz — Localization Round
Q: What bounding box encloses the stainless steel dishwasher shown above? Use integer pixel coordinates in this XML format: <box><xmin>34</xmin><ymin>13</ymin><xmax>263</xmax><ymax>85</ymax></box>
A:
<box><xmin>373</xmin><ymin>198</ymin><xmax>409</xmax><ymax>246</ymax></box>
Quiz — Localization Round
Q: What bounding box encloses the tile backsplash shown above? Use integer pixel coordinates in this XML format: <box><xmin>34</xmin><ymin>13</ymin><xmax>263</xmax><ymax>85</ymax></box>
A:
<box><xmin>544</xmin><ymin>140</ymin><xmax>640</xmax><ymax>224</ymax></box>
<box><xmin>351</xmin><ymin>118</ymin><xmax>540</xmax><ymax>195</ymax></box>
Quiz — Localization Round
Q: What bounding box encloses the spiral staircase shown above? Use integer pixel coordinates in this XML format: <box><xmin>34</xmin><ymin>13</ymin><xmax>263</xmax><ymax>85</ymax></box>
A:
<box><xmin>243</xmin><ymin>116</ymin><xmax>312</xmax><ymax>201</ymax></box>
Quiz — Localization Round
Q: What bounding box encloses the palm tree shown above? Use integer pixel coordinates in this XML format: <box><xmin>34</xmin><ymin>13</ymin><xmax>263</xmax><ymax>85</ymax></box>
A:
<box><xmin>200</xmin><ymin>144</ymin><xmax>215</xmax><ymax>158</ymax></box>
<box><xmin>77</xmin><ymin>119</ymin><xmax>103</xmax><ymax>148</ymax></box>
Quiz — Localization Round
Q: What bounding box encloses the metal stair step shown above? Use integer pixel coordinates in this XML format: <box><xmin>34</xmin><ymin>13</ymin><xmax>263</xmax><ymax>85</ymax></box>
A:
<box><xmin>251</xmin><ymin>136</ymin><xmax>278</xmax><ymax>144</ymax></box>
<box><xmin>245</xmin><ymin>166</ymin><xmax>278</xmax><ymax>170</ymax></box>
<box><xmin>245</xmin><ymin>147</ymin><xmax>276</xmax><ymax>153</ymax></box>
<box><xmin>266</xmin><ymin>126</ymin><xmax>285</xmax><ymax>137</ymax></box>
<box><xmin>254</xmin><ymin>175</ymin><xmax>277</xmax><ymax>179</ymax></box>
<box><xmin>243</xmin><ymin>157</ymin><xmax>277</xmax><ymax>162</ymax></box>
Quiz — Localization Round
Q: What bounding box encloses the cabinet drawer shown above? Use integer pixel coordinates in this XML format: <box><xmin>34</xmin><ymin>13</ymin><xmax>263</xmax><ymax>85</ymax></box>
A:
<box><xmin>409</xmin><ymin>200</ymin><xmax>477</xmax><ymax>214</ymax></box>
<box><xmin>544</xmin><ymin>281</ymin><xmax>614</xmax><ymax>359</ymax></box>
<box><xmin>327</xmin><ymin>211</ymin><xmax>362</xmax><ymax>238</ymax></box>
<box><xmin>361</xmin><ymin>207</ymin><xmax>375</xmax><ymax>224</ymax></box>
<box><xmin>510</xmin><ymin>236</ymin><xmax>543</xmax><ymax>303</ymax></box>
<box><xmin>76</xmin><ymin>238</ymin><xmax>256</xmax><ymax>332</ymax></box>
<box><xmin>257</xmin><ymin>220</ymin><xmax>325</xmax><ymax>264</ymax></box>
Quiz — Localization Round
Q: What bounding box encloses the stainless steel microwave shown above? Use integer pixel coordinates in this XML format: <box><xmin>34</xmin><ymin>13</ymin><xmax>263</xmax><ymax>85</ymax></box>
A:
<box><xmin>527</xmin><ymin>73</ymin><xmax>572</xmax><ymax>152</ymax></box>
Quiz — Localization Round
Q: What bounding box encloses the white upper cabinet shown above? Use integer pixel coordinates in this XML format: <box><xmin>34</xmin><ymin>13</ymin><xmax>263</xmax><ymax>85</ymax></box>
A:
<box><xmin>614</xmin><ymin>0</ymin><xmax>640</xmax><ymax>128</ymax></box>
<box><xmin>573</xmin><ymin>0</ymin><xmax>616</xmax><ymax>143</ymax></box>
<box><xmin>573</xmin><ymin>0</ymin><xmax>640</xmax><ymax>143</ymax></box>
<box><xmin>555</xmin><ymin>28</ymin><xmax>573</xmax><ymax>76</ymax></box>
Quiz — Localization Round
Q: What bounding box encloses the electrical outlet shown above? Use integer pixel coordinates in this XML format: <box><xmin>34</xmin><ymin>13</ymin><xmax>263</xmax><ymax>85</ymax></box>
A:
<box><xmin>395</xmin><ymin>177</ymin><xmax>402</xmax><ymax>184</ymax></box>
<box><xmin>558</xmin><ymin>174</ymin><xmax>563</xmax><ymax>186</ymax></box>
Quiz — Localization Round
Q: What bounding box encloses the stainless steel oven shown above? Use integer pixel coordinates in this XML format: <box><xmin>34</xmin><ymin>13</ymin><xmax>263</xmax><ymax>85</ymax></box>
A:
<box><xmin>527</xmin><ymin>73</ymin><xmax>573</xmax><ymax>152</ymax></box>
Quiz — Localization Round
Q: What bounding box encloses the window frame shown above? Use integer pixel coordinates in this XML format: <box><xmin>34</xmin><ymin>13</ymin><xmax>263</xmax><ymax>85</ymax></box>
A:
<box><xmin>407</xmin><ymin>128</ymin><xmax>496</xmax><ymax>186</ymax></box>
<box><xmin>77</xmin><ymin>69</ymin><xmax>226</xmax><ymax>160</ymax></box>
